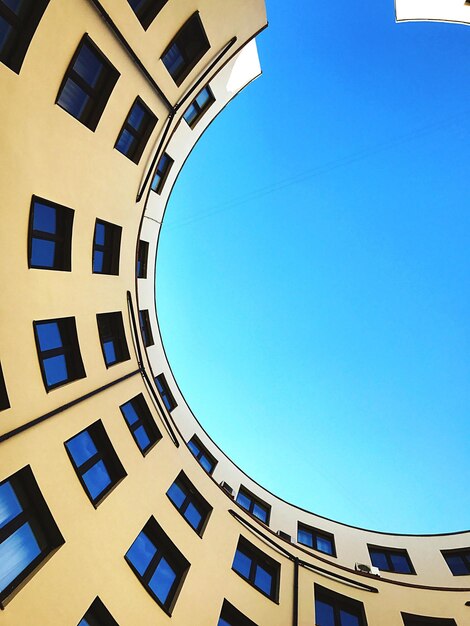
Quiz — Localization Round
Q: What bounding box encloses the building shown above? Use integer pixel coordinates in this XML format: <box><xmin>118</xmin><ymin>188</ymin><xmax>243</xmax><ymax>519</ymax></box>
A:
<box><xmin>0</xmin><ymin>1</ymin><xmax>469</xmax><ymax>624</ymax></box>
<box><xmin>395</xmin><ymin>0</ymin><xmax>470</xmax><ymax>25</ymax></box>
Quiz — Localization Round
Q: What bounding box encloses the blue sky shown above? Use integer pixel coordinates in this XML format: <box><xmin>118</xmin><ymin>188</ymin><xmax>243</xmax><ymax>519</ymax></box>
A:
<box><xmin>157</xmin><ymin>1</ymin><xmax>470</xmax><ymax>533</ymax></box>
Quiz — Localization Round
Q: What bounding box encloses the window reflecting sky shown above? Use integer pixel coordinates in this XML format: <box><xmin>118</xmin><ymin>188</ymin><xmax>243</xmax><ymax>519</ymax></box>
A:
<box><xmin>157</xmin><ymin>1</ymin><xmax>470</xmax><ymax>533</ymax></box>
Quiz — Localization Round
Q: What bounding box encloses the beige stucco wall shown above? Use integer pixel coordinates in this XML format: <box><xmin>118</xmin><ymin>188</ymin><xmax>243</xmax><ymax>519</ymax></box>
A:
<box><xmin>1</xmin><ymin>1</ymin><xmax>469</xmax><ymax>625</ymax></box>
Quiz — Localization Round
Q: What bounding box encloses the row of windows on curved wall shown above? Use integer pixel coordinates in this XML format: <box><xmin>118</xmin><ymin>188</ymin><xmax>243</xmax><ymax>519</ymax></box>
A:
<box><xmin>126</xmin><ymin>521</ymin><xmax>462</xmax><ymax>625</ymax></box>
<box><xmin>0</xmin><ymin>308</ymin><xmax>154</xmax><ymax>404</ymax></box>
<box><xmin>54</xmin><ymin>20</ymin><xmax>212</xmax><ymax>133</ymax></box>
<box><xmin>53</xmin><ymin>17</ymin><xmax>211</xmax><ymax>132</ymax></box>
<box><xmin>185</xmin><ymin>436</ymin><xmax>470</xmax><ymax>579</ymax></box>
<box><xmin>0</xmin><ymin>464</ymin><xmax>258</xmax><ymax>623</ymax></box>
<box><xmin>63</xmin><ymin>395</ymin><xmax>164</xmax><ymax>508</ymax></box>
<box><xmin>0</xmin><ymin>448</ymin><xmax>466</xmax><ymax>621</ymax></box>
<box><xmin>0</xmin><ymin>435</ymin><xmax>257</xmax><ymax>623</ymax></box>
<box><xmin>28</xmin><ymin>195</ymin><xmax>121</xmax><ymax>274</ymax></box>
<box><xmin>0</xmin><ymin>307</ymin><xmax>151</xmax><ymax>408</ymax></box>
<box><xmin>28</xmin><ymin>195</ymin><xmax>162</xmax><ymax>280</ymax></box>
<box><xmin>29</xmin><ymin>311</ymin><xmax>156</xmax><ymax>392</ymax></box>
<box><xmin>0</xmin><ymin>0</ymin><xmax>211</xmax><ymax>88</ymax></box>
<box><xmin>0</xmin><ymin>0</ymin><xmax>167</xmax><ymax>74</ymax></box>
<box><xmin>0</xmin><ymin>389</ymin><xmax>161</xmax><ymax>605</ymax></box>
<box><xmin>2</xmin><ymin>5</ymin><xmax>216</xmax><ymax>188</ymax></box>
<box><xmin>146</xmin><ymin>85</ymin><xmax>215</xmax><ymax>192</ymax></box>
<box><xmin>32</xmin><ymin>312</ymin><xmax>130</xmax><ymax>391</ymax></box>
<box><xmin>28</xmin><ymin>163</ymin><xmax>215</xmax><ymax>274</ymax></box>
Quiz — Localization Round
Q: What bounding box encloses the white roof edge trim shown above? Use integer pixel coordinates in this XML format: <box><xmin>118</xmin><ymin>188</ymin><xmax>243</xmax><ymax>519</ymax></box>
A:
<box><xmin>395</xmin><ymin>0</ymin><xmax>470</xmax><ymax>24</ymax></box>
<box><xmin>226</xmin><ymin>39</ymin><xmax>262</xmax><ymax>94</ymax></box>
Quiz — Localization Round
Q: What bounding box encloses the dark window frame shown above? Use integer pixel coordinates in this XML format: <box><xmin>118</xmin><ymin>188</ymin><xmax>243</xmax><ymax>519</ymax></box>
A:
<box><xmin>441</xmin><ymin>547</ymin><xmax>470</xmax><ymax>576</ymax></box>
<box><xmin>33</xmin><ymin>317</ymin><xmax>86</xmax><ymax>391</ymax></box>
<box><xmin>231</xmin><ymin>536</ymin><xmax>280</xmax><ymax>603</ymax></box>
<box><xmin>64</xmin><ymin>420</ymin><xmax>127</xmax><ymax>508</ymax></box>
<box><xmin>127</xmin><ymin>0</ymin><xmax>169</xmax><ymax>31</ymax></box>
<box><xmin>368</xmin><ymin>544</ymin><xmax>416</xmax><ymax>575</ymax></box>
<box><xmin>401</xmin><ymin>613</ymin><xmax>457</xmax><ymax>626</ymax></box>
<box><xmin>0</xmin><ymin>465</ymin><xmax>65</xmax><ymax>606</ymax></box>
<box><xmin>166</xmin><ymin>471</ymin><xmax>212</xmax><ymax>537</ymax></box>
<box><xmin>218</xmin><ymin>599</ymin><xmax>258</xmax><ymax>626</ymax></box>
<box><xmin>96</xmin><ymin>312</ymin><xmax>130</xmax><ymax>368</ymax></box>
<box><xmin>114</xmin><ymin>96</ymin><xmax>157</xmax><ymax>164</ymax></box>
<box><xmin>155</xmin><ymin>373</ymin><xmax>177</xmax><ymax>412</ymax></box>
<box><xmin>92</xmin><ymin>218</ymin><xmax>122</xmax><ymax>275</ymax></box>
<box><xmin>297</xmin><ymin>522</ymin><xmax>336</xmax><ymax>557</ymax></box>
<box><xmin>139</xmin><ymin>309</ymin><xmax>154</xmax><ymax>347</ymax></box>
<box><xmin>187</xmin><ymin>434</ymin><xmax>217</xmax><ymax>475</ymax></box>
<box><xmin>137</xmin><ymin>240</ymin><xmax>149</xmax><ymax>278</ymax></box>
<box><xmin>150</xmin><ymin>152</ymin><xmax>173</xmax><ymax>194</ymax></box>
<box><xmin>0</xmin><ymin>0</ymin><xmax>50</xmax><ymax>74</ymax></box>
<box><xmin>78</xmin><ymin>596</ymin><xmax>119</xmax><ymax>626</ymax></box>
<box><xmin>314</xmin><ymin>584</ymin><xmax>368</xmax><ymax>626</ymax></box>
<box><xmin>120</xmin><ymin>393</ymin><xmax>161</xmax><ymax>456</ymax></box>
<box><xmin>0</xmin><ymin>361</ymin><xmax>10</xmax><ymax>411</ymax></box>
<box><xmin>55</xmin><ymin>34</ymin><xmax>120</xmax><ymax>131</ymax></box>
<box><xmin>161</xmin><ymin>12</ymin><xmax>210</xmax><ymax>86</ymax></box>
<box><xmin>183</xmin><ymin>84</ymin><xmax>215</xmax><ymax>129</ymax></box>
<box><xmin>28</xmin><ymin>195</ymin><xmax>74</xmax><ymax>271</ymax></box>
<box><xmin>236</xmin><ymin>486</ymin><xmax>271</xmax><ymax>525</ymax></box>
<box><xmin>124</xmin><ymin>516</ymin><xmax>190</xmax><ymax>616</ymax></box>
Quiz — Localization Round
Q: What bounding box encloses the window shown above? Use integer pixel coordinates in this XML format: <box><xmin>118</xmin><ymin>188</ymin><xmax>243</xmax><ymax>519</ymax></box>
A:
<box><xmin>120</xmin><ymin>393</ymin><xmax>161</xmax><ymax>455</ymax></box>
<box><xmin>78</xmin><ymin>597</ymin><xmax>119</xmax><ymax>626</ymax></box>
<box><xmin>28</xmin><ymin>196</ymin><xmax>74</xmax><ymax>271</ymax></box>
<box><xmin>297</xmin><ymin>523</ymin><xmax>336</xmax><ymax>557</ymax></box>
<box><xmin>65</xmin><ymin>420</ymin><xmax>126</xmax><ymax>506</ymax></box>
<box><xmin>139</xmin><ymin>309</ymin><xmax>154</xmax><ymax>347</ymax></box>
<box><xmin>92</xmin><ymin>219</ymin><xmax>122</xmax><ymax>275</ymax></box>
<box><xmin>33</xmin><ymin>317</ymin><xmax>86</xmax><ymax>391</ymax></box>
<box><xmin>56</xmin><ymin>35</ymin><xmax>119</xmax><ymax>131</ymax></box>
<box><xmin>183</xmin><ymin>85</ymin><xmax>215</xmax><ymax>128</ymax></box>
<box><xmin>115</xmin><ymin>97</ymin><xmax>157</xmax><ymax>164</ymax></box>
<box><xmin>155</xmin><ymin>373</ymin><xmax>177</xmax><ymax>412</ymax></box>
<box><xmin>96</xmin><ymin>312</ymin><xmax>130</xmax><ymax>367</ymax></box>
<box><xmin>127</xmin><ymin>0</ymin><xmax>168</xmax><ymax>31</ymax></box>
<box><xmin>368</xmin><ymin>545</ymin><xmax>415</xmax><ymax>575</ymax></box>
<box><xmin>314</xmin><ymin>584</ymin><xmax>367</xmax><ymax>626</ymax></box>
<box><xmin>150</xmin><ymin>153</ymin><xmax>173</xmax><ymax>194</ymax></box>
<box><xmin>231</xmin><ymin>536</ymin><xmax>280</xmax><ymax>602</ymax></box>
<box><xmin>125</xmin><ymin>517</ymin><xmax>190</xmax><ymax>615</ymax></box>
<box><xmin>137</xmin><ymin>240</ymin><xmax>149</xmax><ymax>278</ymax></box>
<box><xmin>187</xmin><ymin>435</ymin><xmax>217</xmax><ymax>474</ymax></box>
<box><xmin>161</xmin><ymin>12</ymin><xmax>210</xmax><ymax>86</ymax></box>
<box><xmin>0</xmin><ymin>362</ymin><xmax>10</xmax><ymax>411</ymax></box>
<box><xmin>0</xmin><ymin>466</ymin><xmax>64</xmax><ymax>605</ymax></box>
<box><xmin>166</xmin><ymin>471</ymin><xmax>212</xmax><ymax>536</ymax></box>
<box><xmin>401</xmin><ymin>614</ymin><xmax>457</xmax><ymax>626</ymax></box>
<box><xmin>0</xmin><ymin>0</ymin><xmax>49</xmax><ymax>73</ymax></box>
<box><xmin>441</xmin><ymin>548</ymin><xmax>470</xmax><ymax>576</ymax></box>
<box><xmin>236</xmin><ymin>486</ymin><xmax>270</xmax><ymax>525</ymax></box>
<box><xmin>218</xmin><ymin>599</ymin><xmax>258</xmax><ymax>626</ymax></box>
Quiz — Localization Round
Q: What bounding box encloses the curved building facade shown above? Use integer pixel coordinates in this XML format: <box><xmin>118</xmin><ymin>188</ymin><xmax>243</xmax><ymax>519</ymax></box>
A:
<box><xmin>0</xmin><ymin>1</ymin><xmax>469</xmax><ymax>625</ymax></box>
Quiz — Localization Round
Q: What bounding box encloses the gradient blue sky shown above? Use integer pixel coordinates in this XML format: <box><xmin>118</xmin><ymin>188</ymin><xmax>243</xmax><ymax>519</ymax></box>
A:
<box><xmin>157</xmin><ymin>1</ymin><xmax>470</xmax><ymax>533</ymax></box>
